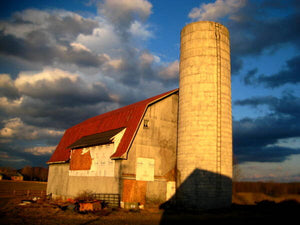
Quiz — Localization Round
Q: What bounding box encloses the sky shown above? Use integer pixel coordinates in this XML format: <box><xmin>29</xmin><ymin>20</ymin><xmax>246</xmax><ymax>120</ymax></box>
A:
<box><xmin>0</xmin><ymin>0</ymin><xmax>299</xmax><ymax>182</ymax></box>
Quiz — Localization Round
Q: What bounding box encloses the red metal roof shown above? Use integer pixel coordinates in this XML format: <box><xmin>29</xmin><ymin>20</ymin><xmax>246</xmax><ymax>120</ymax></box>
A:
<box><xmin>47</xmin><ymin>89</ymin><xmax>178</xmax><ymax>163</ymax></box>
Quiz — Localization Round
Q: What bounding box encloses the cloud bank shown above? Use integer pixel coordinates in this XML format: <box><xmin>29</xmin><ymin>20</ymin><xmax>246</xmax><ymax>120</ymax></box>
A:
<box><xmin>0</xmin><ymin>0</ymin><xmax>179</xmax><ymax>168</ymax></box>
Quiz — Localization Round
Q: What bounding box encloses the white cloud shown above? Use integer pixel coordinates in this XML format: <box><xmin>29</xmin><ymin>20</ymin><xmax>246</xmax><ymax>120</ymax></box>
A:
<box><xmin>129</xmin><ymin>21</ymin><xmax>152</xmax><ymax>40</ymax></box>
<box><xmin>13</xmin><ymin>9</ymin><xmax>50</xmax><ymax>25</ymax></box>
<box><xmin>0</xmin><ymin>74</ymin><xmax>14</xmax><ymax>87</ymax></box>
<box><xmin>140</xmin><ymin>51</ymin><xmax>155</xmax><ymax>65</ymax></box>
<box><xmin>14</xmin><ymin>68</ymin><xmax>79</xmax><ymax>99</ymax></box>
<box><xmin>188</xmin><ymin>0</ymin><xmax>246</xmax><ymax>21</ymax></box>
<box><xmin>70</xmin><ymin>42</ymin><xmax>91</xmax><ymax>52</ymax></box>
<box><xmin>13</xmin><ymin>67</ymin><xmax>112</xmax><ymax>107</ymax></box>
<box><xmin>15</xmin><ymin>68</ymin><xmax>78</xmax><ymax>87</ymax></box>
<box><xmin>105</xmin><ymin>58</ymin><xmax>123</xmax><ymax>70</ymax></box>
<box><xmin>0</xmin><ymin>117</ymin><xmax>63</xmax><ymax>141</ymax></box>
<box><xmin>76</xmin><ymin>25</ymin><xmax>122</xmax><ymax>55</ymax></box>
<box><xmin>24</xmin><ymin>146</ymin><xmax>56</xmax><ymax>156</ymax></box>
<box><xmin>158</xmin><ymin>60</ymin><xmax>179</xmax><ymax>80</ymax></box>
<box><xmin>98</xmin><ymin>0</ymin><xmax>152</xmax><ymax>27</ymax></box>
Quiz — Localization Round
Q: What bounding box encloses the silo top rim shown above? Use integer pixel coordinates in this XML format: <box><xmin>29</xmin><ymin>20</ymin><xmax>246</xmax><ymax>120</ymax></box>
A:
<box><xmin>181</xmin><ymin>21</ymin><xmax>229</xmax><ymax>35</ymax></box>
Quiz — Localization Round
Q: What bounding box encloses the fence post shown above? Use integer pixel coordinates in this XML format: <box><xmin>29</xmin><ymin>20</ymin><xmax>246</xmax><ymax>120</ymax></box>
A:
<box><xmin>27</xmin><ymin>190</ymin><xmax>30</xmax><ymax>196</ymax></box>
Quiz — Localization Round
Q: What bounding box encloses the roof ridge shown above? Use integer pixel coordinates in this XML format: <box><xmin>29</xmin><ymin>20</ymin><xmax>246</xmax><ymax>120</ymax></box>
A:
<box><xmin>71</xmin><ymin>88</ymin><xmax>179</xmax><ymax>129</ymax></box>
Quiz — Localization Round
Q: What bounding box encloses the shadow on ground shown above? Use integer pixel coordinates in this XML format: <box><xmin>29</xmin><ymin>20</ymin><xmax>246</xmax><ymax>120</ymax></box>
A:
<box><xmin>159</xmin><ymin>200</ymin><xmax>300</xmax><ymax>225</ymax></box>
<box><xmin>159</xmin><ymin>168</ymin><xmax>299</xmax><ymax>224</ymax></box>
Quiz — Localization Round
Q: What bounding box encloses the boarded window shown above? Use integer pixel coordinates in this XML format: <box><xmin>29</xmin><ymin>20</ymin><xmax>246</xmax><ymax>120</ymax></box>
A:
<box><xmin>69</xmin><ymin>149</ymin><xmax>92</xmax><ymax>170</ymax></box>
<box><xmin>122</xmin><ymin>180</ymin><xmax>147</xmax><ymax>204</ymax></box>
<box><xmin>136</xmin><ymin>158</ymin><xmax>154</xmax><ymax>181</ymax></box>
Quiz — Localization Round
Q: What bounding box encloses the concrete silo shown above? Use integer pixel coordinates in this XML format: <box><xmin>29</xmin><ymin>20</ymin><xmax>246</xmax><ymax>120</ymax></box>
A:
<box><xmin>176</xmin><ymin>21</ymin><xmax>232</xmax><ymax>209</ymax></box>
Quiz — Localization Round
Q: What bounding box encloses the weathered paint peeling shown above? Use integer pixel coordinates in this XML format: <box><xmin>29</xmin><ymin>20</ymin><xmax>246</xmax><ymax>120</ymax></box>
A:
<box><xmin>68</xmin><ymin>128</ymin><xmax>126</xmax><ymax>177</ymax></box>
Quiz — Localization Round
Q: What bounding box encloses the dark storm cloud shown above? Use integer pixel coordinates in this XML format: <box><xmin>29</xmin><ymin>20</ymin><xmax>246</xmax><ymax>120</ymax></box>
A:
<box><xmin>223</xmin><ymin>0</ymin><xmax>300</xmax><ymax>74</ymax></box>
<box><xmin>229</xmin><ymin>12</ymin><xmax>300</xmax><ymax>56</ymax></box>
<box><xmin>257</xmin><ymin>55</ymin><xmax>300</xmax><ymax>88</ymax></box>
<box><xmin>0</xmin><ymin>143</ymin><xmax>57</xmax><ymax>168</ymax></box>
<box><xmin>18</xmin><ymin>81</ymin><xmax>112</xmax><ymax>107</ymax></box>
<box><xmin>0</xmin><ymin>55</ymin><xmax>42</xmax><ymax>78</ymax></box>
<box><xmin>62</xmin><ymin>48</ymin><xmax>109</xmax><ymax>67</ymax></box>
<box><xmin>103</xmin><ymin>47</ymin><xmax>178</xmax><ymax>91</ymax></box>
<box><xmin>10</xmin><ymin>9</ymin><xmax>99</xmax><ymax>42</ymax></box>
<box><xmin>233</xmin><ymin>93</ymin><xmax>300</xmax><ymax>163</ymax></box>
<box><xmin>0</xmin><ymin>31</ymin><xmax>107</xmax><ymax>68</ymax></box>
<box><xmin>18</xmin><ymin>98</ymin><xmax>118</xmax><ymax>129</ymax></box>
<box><xmin>234</xmin><ymin>116</ymin><xmax>300</xmax><ymax>149</ymax></box>
<box><xmin>0</xmin><ymin>74</ymin><xmax>20</xmax><ymax>99</ymax></box>
<box><xmin>46</xmin><ymin>13</ymin><xmax>99</xmax><ymax>41</ymax></box>
<box><xmin>0</xmin><ymin>31</ymin><xmax>58</xmax><ymax>63</ymax></box>
<box><xmin>0</xmin><ymin>9</ymin><xmax>105</xmax><ymax>70</ymax></box>
<box><xmin>243</xmin><ymin>68</ymin><xmax>258</xmax><ymax>85</ymax></box>
<box><xmin>235</xmin><ymin>93</ymin><xmax>300</xmax><ymax>117</ymax></box>
<box><xmin>231</xmin><ymin>57</ymin><xmax>243</xmax><ymax>75</ymax></box>
<box><xmin>233</xmin><ymin>116</ymin><xmax>300</xmax><ymax>163</ymax></box>
<box><xmin>0</xmin><ymin>70</ymin><xmax>118</xmax><ymax>130</ymax></box>
<box><xmin>236</xmin><ymin>145</ymin><xmax>300</xmax><ymax>163</ymax></box>
<box><xmin>242</xmin><ymin>55</ymin><xmax>300</xmax><ymax>88</ymax></box>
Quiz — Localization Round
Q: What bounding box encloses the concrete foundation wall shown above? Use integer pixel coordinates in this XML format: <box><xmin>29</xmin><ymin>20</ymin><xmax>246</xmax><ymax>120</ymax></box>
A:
<box><xmin>121</xmin><ymin>93</ymin><xmax>178</xmax><ymax>204</ymax></box>
<box><xmin>67</xmin><ymin>176</ymin><xmax>120</xmax><ymax>197</ymax></box>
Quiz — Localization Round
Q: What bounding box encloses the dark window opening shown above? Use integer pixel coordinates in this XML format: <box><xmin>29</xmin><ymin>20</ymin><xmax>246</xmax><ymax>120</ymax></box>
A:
<box><xmin>143</xmin><ymin>119</ymin><xmax>149</xmax><ymax>128</ymax></box>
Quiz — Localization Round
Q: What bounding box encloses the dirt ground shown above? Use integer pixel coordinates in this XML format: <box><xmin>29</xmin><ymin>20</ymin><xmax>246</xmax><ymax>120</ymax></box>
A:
<box><xmin>0</xmin><ymin>180</ymin><xmax>47</xmax><ymax>191</ymax></box>
<box><xmin>0</xmin><ymin>196</ymin><xmax>299</xmax><ymax>225</ymax></box>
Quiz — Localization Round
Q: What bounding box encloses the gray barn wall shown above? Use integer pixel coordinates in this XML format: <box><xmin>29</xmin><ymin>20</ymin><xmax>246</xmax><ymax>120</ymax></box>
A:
<box><xmin>47</xmin><ymin>160</ymin><xmax>121</xmax><ymax>199</ymax></box>
<box><xmin>66</xmin><ymin>160</ymin><xmax>121</xmax><ymax>197</ymax></box>
<box><xmin>47</xmin><ymin>163</ymin><xmax>70</xmax><ymax>199</ymax></box>
<box><xmin>121</xmin><ymin>93</ymin><xmax>178</xmax><ymax>204</ymax></box>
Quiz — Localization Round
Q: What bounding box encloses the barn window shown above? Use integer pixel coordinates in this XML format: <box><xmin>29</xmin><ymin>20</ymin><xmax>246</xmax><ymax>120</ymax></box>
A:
<box><xmin>143</xmin><ymin>119</ymin><xmax>149</xmax><ymax>128</ymax></box>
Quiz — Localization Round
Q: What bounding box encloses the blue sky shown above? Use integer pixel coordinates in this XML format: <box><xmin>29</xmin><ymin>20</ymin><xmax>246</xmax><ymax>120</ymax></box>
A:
<box><xmin>0</xmin><ymin>0</ymin><xmax>299</xmax><ymax>182</ymax></box>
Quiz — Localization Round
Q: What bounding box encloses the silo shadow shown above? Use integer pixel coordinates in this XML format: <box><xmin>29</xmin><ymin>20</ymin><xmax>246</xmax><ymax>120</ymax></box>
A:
<box><xmin>159</xmin><ymin>168</ymin><xmax>232</xmax><ymax>225</ymax></box>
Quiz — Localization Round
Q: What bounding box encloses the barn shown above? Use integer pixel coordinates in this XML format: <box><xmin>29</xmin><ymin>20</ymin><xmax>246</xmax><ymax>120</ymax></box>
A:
<box><xmin>47</xmin><ymin>21</ymin><xmax>233</xmax><ymax>210</ymax></box>
<box><xmin>47</xmin><ymin>89</ymin><xmax>179</xmax><ymax>206</ymax></box>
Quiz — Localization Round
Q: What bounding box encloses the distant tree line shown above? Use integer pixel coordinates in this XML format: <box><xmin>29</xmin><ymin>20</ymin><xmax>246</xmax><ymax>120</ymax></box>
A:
<box><xmin>233</xmin><ymin>181</ymin><xmax>300</xmax><ymax>196</ymax></box>
<box><xmin>19</xmin><ymin>166</ymin><xmax>48</xmax><ymax>181</ymax></box>
<box><xmin>0</xmin><ymin>166</ymin><xmax>48</xmax><ymax>181</ymax></box>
